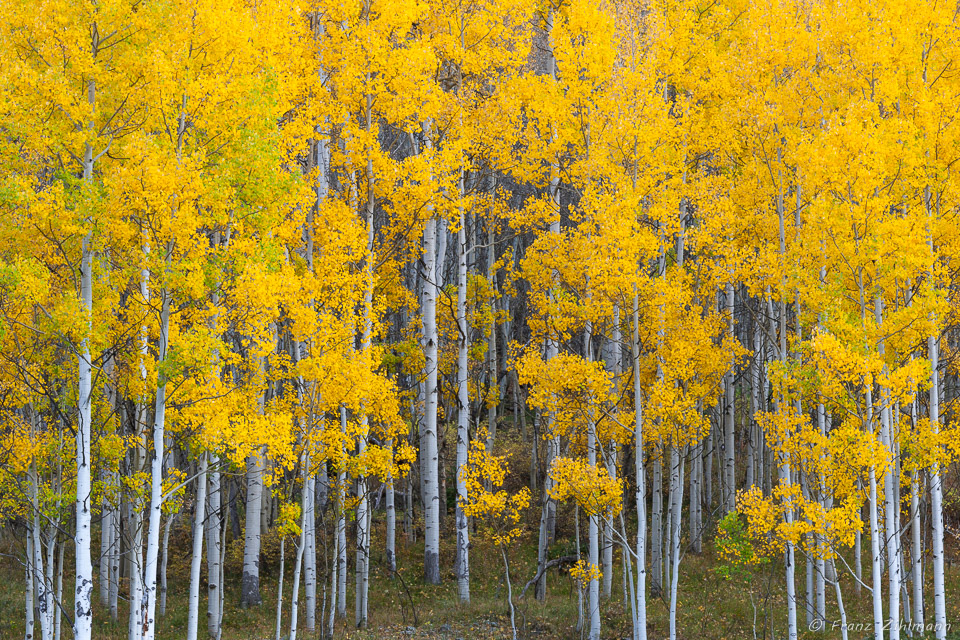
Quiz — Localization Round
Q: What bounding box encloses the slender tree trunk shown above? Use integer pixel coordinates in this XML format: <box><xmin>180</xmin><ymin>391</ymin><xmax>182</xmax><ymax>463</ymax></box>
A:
<box><xmin>206</xmin><ymin>460</ymin><xmax>222</xmax><ymax>639</ymax></box>
<box><xmin>241</xmin><ymin>449</ymin><xmax>265</xmax><ymax>608</ymax></box>
<box><xmin>535</xmin><ymin>7</ymin><xmax>561</xmax><ymax>599</ymax></box>
<box><xmin>855</xmin><ymin>507</ymin><xmax>863</xmax><ymax>597</ymax></box>
<box><xmin>455</xmin><ymin>200</ymin><xmax>470</xmax><ymax>603</ymax></box>
<box><xmin>586</xmin><ymin>318</ymin><xmax>600</xmax><ymax>640</ymax></box>
<box><xmin>328</xmin><ymin>492</ymin><xmax>339</xmax><ymax>638</ymax></box>
<box><xmin>928</xmin><ymin>327</ymin><xmax>947</xmax><ymax>640</ymax></box>
<box><xmin>187</xmin><ymin>454</ymin><xmax>209</xmax><ymax>640</ymax></box>
<box><xmin>747</xmin><ymin>311</ymin><xmax>761</xmax><ymax>490</ymax></box>
<box><xmin>159</xmin><ymin>511</ymin><xmax>175</xmax><ymax>616</ymax></box>
<box><xmin>289</xmin><ymin>454</ymin><xmax>310</xmax><ymax>640</ymax></box>
<box><xmin>602</xmin><ymin>312</ymin><xmax>620</xmax><ymax>597</ymax></box>
<box><xmin>354</xmin><ymin>88</ymin><xmax>377</xmax><ymax>627</ymax></box>
<box><xmin>632</xmin><ymin>292</ymin><xmax>648</xmax><ymax>640</ymax></box>
<box><xmin>867</xmin><ymin>388</ymin><xmax>883</xmax><ymax>640</ymax></box>
<box><xmin>723</xmin><ymin>283</ymin><xmax>736</xmax><ymax>514</ymax></box>
<box><xmin>775</xmin><ymin>165</ymin><xmax>798</xmax><ymax>640</ymax></box>
<box><xmin>878</xmin><ymin>298</ymin><xmax>900</xmax><ymax>640</ymax></box>
<box><xmin>355</xmin><ymin>442</ymin><xmax>369</xmax><ymax>628</ymax></box>
<box><xmin>829</xmin><ymin>560</ymin><xmax>849</xmax><ymax>640</ymax></box>
<box><xmin>782</xmin><ymin>456</ymin><xmax>799</xmax><ymax>640</ymax></box>
<box><xmin>100</xmin><ymin>488</ymin><xmax>113</xmax><ymax>607</ymax></box>
<box><xmin>108</xmin><ymin>491</ymin><xmax>120</xmax><ymax>620</ymax></box>
<box><xmin>43</xmin><ymin>525</ymin><xmax>55</xmax><ymax>640</ymax></box>
<box><xmin>336</xmin><ymin>412</ymin><xmax>348</xmax><ymax>618</ymax></box>
<box><xmin>26</xmin><ymin>523</ymin><xmax>34</xmax><ymax>640</ymax></box>
<box><xmin>651</xmin><ymin>452</ymin><xmax>663</xmax><ymax>597</ymax></box>
<box><xmin>486</xmin><ymin>217</ymin><xmax>498</xmax><ymax>456</ymax></box>
<box><xmin>815</xmin><ymin>422</ymin><xmax>826</xmax><ymax>626</ymax></box>
<box><xmin>55</xmin><ymin>533</ymin><xmax>64</xmax><ymax>640</ymax></box>
<box><xmin>143</xmin><ymin>291</ymin><xmax>171</xmax><ymax>640</ymax></box>
<box><xmin>602</xmin><ymin>444</ymin><xmax>616</xmax><ymax>597</ymax></box>
<box><xmin>803</xmin><ymin>473</ymin><xmax>814</xmax><ymax>630</ymax></box>
<box><xmin>385</xmin><ymin>441</ymin><xmax>396</xmax><ymax>575</ymax></box>
<box><xmin>72</xmin><ymin>73</ymin><xmax>96</xmax><ymax>640</ymax></box>
<box><xmin>421</xmin><ymin>210</ymin><xmax>442</xmax><ymax>585</ymax></box>
<box><xmin>274</xmin><ymin>537</ymin><xmax>285</xmax><ymax>640</ymax></box>
<box><xmin>689</xmin><ymin>441</ymin><xmax>702</xmax><ymax>553</ymax></box>
<box><xmin>127</xmin><ymin>489</ymin><xmax>144</xmax><ymax>640</ymax></box>
<box><xmin>304</xmin><ymin>470</ymin><xmax>317</xmax><ymax>632</ymax></box>
<box><xmin>668</xmin><ymin>446</ymin><xmax>686</xmax><ymax>640</ymax></box>
<box><xmin>704</xmin><ymin>428</ymin><xmax>713</xmax><ymax>509</ymax></box>
<box><xmin>911</xmin><ymin>470</ymin><xmax>924</xmax><ymax>629</ymax></box>
<box><xmin>31</xmin><ymin>463</ymin><xmax>52</xmax><ymax>640</ymax></box>
<box><xmin>869</xmin><ymin>461</ymin><xmax>884</xmax><ymax>640</ymax></box>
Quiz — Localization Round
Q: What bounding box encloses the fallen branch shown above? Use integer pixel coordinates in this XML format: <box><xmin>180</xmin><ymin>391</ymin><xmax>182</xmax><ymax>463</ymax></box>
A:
<box><xmin>518</xmin><ymin>555</ymin><xmax>578</xmax><ymax>599</ymax></box>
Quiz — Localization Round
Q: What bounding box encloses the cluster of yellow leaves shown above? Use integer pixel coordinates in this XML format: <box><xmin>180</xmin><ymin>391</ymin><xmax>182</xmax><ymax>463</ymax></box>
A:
<box><xmin>548</xmin><ymin>456</ymin><xmax>623</xmax><ymax>518</ymax></box>
<box><xmin>737</xmin><ymin>486</ymin><xmax>862</xmax><ymax>560</ymax></box>
<box><xmin>569</xmin><ymin>560</ymin><xmax>603</xmax><ymax>589</ymax></box>
<box><xmin>461</xmin><ymin>438</ymin><xmax>530</xmax><ymax>546</ymax></box>
<box><xmin>276</xmin><ymin>502</ymin><xmax>302</xmax><ymax>539</ymax></box>
<box><xmin>515</xmin><ymin>349</ymin><xmax>614</xmax><ymax>442</ymax></box>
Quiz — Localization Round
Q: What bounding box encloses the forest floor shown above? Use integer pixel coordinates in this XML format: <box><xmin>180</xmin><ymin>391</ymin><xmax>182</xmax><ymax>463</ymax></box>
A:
<box><xmin>3</xmin><ymin>509</ymin><xmax>960</xmax><ymax>640</ymax></box>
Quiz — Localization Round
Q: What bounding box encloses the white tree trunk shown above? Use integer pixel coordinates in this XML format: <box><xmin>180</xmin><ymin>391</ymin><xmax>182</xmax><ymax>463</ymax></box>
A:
<box><xmin>586</xmin><ymin>322</ymin><xmax>600</xmax><ymax>640</ymax></box>
<box><xmin>159</xmin><ymin>512</ymin><xmax>173</xmax><ymax>617</ymax></box>
<box><xmin>289</xmin><ymin>454</ymin><xmax>310</xmax><ymax>640</ymax></box>
<box><xmin>602</xmin><ymin>311</ymin><xmax>620</xmax><ymax>596</ymax></box>
<box><xmin>31</xmin><ymin>463</ymin><xmax>52</xmax><ymax>640</ymax></box>
<box><xmin>129</xmin><ymin>230</ymin><xmax>150</xmax><ymax>640</ymax></box>
<box><xmin>143</xmin><ymin>291</ymin><xmax>171</xmax><ymax>640</ymax></box>
<box><xmin>336</xmin><ymin>413</ymin><xmax>347</xmax><ymax>618</ymax></box>
<box><xmin>25</xmin><ymin>523</ymin><xmax>34</xmax><ymax>640</ymax></box>
<box><xmin>535</xmin><ymin>6</ymin><xmax>561</xmax><ymax>601</ymax></box>
<box><xmin>782</xmin><ymin>458</ymin><xmax>799</xmax><ymax>640</ymax></box>
<box><xmin>327</xmin><ymin>496</ymin><xmax>339</xmax><ymax>638</ymax></box>
<box><xmin>303</xmin><ymin>470</ymin><xmax>317</xmax><ymax>632</ymax></box>
<box><xmin>336</xmin><ymin>495</ymin><xmax>346</xmax><ymax>618</ymax></box>
<box><xmin>602</xmin><ymin>444</ymin><xmax>616</xmax><ymax>597</ymax></box>
<box><xmin>100</xmin><ymin>490</ymin><xmax>113</xmax><ymax>607</ymax></box>
<box><xmin>108</xmin><ymin>494</ymin><xmax>120</xmax><ymax>620</ymax></box>
<box><xmin>828</xmin><ymin>559</ymin><xmax>849</xmax><ymax>640</ymax></box>
<box><xmin>688</xmin><ymin>442</ymin><xmax>702</xmax><ymax>553</ymax></box>
<box><xmin>187</xmin><ymin>454</ymin><xmax>209</xmax><ymax>640</ymax></box>
<box><xmin>421</xmin><ymin>212</ymin><xmax>441</xmax><ymax>585</ymax></box>
<box><xmin>869</xmin><ymin>464</ymin><xmax>884</xmax><ymax>640</ymax></box>
<box><xmin>911</xmin><ymin>470</ymin><xmax>924</xmax><ymax>629</ymax></box>
<box><xmin>876</xmin><ymin>296</ymin><xmax>900</xmax><ymax>640</ymax></box>
<box><xmin>206</xmin><ymin>461</ymin><xmax>223</xmax><ymax>639</ymax></box>
<box><xmin>929</xmin><ymin>330</ymin><xmax>947</xmax><ymax>640</ymax></box>
<box><xmin>926</xmin><ymin>193</ymin><xmax>947</xmax><ymax>640</ymax></box>
<box><xmin>241</xmin><ymin>450</ymin><xmax>265</xmax><ymax>608</ymax></box>
<box><xmin>651</xmin><ymin>453</ymin><xmax>663</xmax><ymax>597</ymax></box>
<box><xmin>455</xmin><ymin>202</ymin><xmax>470</xmax><ymax>603</ymax></box>
<box><xmin>55</xmin><ymin>533</ymin><xmax>64</xmax><ymax>640</ymax></box>
<box><xmin>44</xmin><ymin>525</ymin><xmax>55</xmax><ymax>640</ymax></box>
<box><xmin>385</xmin><ymin>441</ymin><xmax>396</xmax><ymax>574</ymax></box>
<box><xmin>815</xmin><ymin>404</ymin><xmax>827</xmax><ymax>625</ymax></box>
<box><xmin>486</xmin><ymin>218</ymin><xmax>498</xmax><ymax>455</ymax></box>
<box><xmin>73</xmin><ymin>75</ymin><xmax>96</xmax><ymax>640</ymax></box>
<box><xmin>668</xmin><ymin>446</ymin><xmax>686</xmax><ymax>640</ymax></box>
<box><xmin>500</xmin><ymin>545</ymin><xmax>518</xmax><ymax>640</ymax></box>
<box><xmin>775</xmin><ymin>170</ymin><xmax>797</xmax><ymax>640</ymax></box>
<box><xmin>723</xmin><ymin>283</ymin><xmax>736</xmax><ymax>514</ymax></box>
<box><xmin>632</xmin><ymin>292</ymin><xmax>647</xmax><ymax>640</ymax></box>
<box><xmin>355</xmin><ymin>443</ymin><xmax>369</xmax><ymax>628</ymax></box>
<box><xmin>274</xmin><ymin>537</ymin><xmax>285</xmax><ymax>640</ymax></box>
<box><xmin>127</xmin><ymin>493</ymin><xmax>144</xmax><ymax>640</ymax></box>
